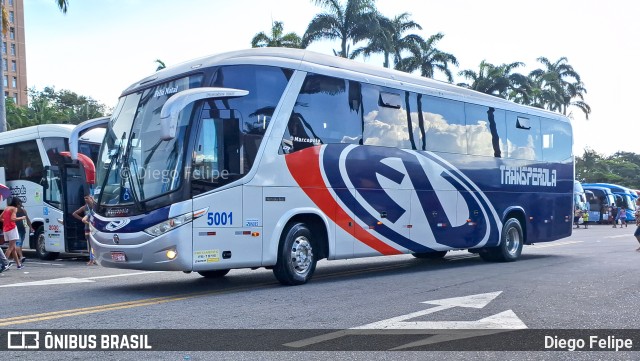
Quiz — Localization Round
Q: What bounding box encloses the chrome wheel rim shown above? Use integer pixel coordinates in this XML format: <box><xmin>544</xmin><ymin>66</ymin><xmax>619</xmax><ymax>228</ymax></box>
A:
<box><xmin>290</xmin><ymin>236</ymin><xmax>313</xmax><ymax>275</ymax></box>
<box><xmin>505</xmin><ymin>226</ymin><xmax>521</xmax><ymax>256</ymax></box>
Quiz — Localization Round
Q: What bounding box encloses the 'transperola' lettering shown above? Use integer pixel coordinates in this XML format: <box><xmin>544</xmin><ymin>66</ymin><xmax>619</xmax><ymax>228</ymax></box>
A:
<box><xmin>500</xmin><ymin>165</ymin><xmax>557</xmax><ymax>187</ymax></box>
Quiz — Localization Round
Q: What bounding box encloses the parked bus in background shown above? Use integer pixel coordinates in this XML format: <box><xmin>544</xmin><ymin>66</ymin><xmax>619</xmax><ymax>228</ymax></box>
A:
<box><xmin>583</xmin><ymin>185</ymin><xmax>616</xmax><ymax>224</ymax></box>
<box><xmin>573</xmin><ymin>181</ymin><xmax>589</xmax><ymax>214</ymax></box>
<box><xmin>0</xmin><ymin>122</ymin><xmax>106</xmax><ymax>260</ymax></box>
<box><xmin>77</xmin><ymin>48</ymin><xmax>574</xmax><ymax>285</ymax></box>
<box><xmin>582</xmin><ymin>183</ymin><xmax>637</xmax><ymax>222</ymax></box>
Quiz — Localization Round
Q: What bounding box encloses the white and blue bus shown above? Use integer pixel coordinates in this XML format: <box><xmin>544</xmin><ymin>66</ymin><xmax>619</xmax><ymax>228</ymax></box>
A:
<box><xmin>0</xmin><ymin>123</ymin><xmax>105</xmax><ymax>259</ymax></box>
<box><xmin>82</xmin><ymin>48</ymin><xmax>573</xmax><ymax>285</ymax></box>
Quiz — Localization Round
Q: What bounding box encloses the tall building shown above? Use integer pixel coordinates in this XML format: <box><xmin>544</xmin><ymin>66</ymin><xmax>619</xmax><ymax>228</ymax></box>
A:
<box><xmin>2</xmin><ymin>0</ymin><xmax>27</xmax><ymax>106</ymax></box>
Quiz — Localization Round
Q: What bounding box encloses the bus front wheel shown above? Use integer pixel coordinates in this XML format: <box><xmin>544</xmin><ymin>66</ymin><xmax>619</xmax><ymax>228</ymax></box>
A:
<box><xmin>479</xmin><ymin>218</ymin><xmax>523</xmax><ymax>262</ymax></box>
<box><xmin>35</xmin><ymin>226</ymin><xmax>59</xmax><ymax>261</ymax></box>
<box><xmin>273</xmin><ymin>223</ymin><xmax>317</xmax><ymax>286</ymax></box>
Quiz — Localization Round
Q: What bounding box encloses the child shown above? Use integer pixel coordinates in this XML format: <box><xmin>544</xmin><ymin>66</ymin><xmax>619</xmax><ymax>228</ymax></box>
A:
<box><xmin>582</xmin><ymin>211</ymin><xmax>589</xmax><ymax>229</ymax></box>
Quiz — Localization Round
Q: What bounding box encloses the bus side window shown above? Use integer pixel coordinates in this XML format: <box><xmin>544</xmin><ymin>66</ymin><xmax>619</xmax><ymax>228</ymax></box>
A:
<box><xmin>466</xmin><ymin>103</ymin><xmax>506</xmax><ymax>157</ymax></box>
<box><xmin>282</xmin><ymin>73</ymin><xmax>362</xmax><ymax>154</ymax></box>
<box><xmin>419</xmin><ymin>95</ymin><xmax>467</xmax><ymax>153</ymax></box>
<box><xmin>541</xmin><ymin>117</ymin><xmax>572</xmax><ymax>162</ymax></box>
<box><xmin>506</xmin><ymin>112</ymin><xmax>542</xmax><ymax>160</ymax></box>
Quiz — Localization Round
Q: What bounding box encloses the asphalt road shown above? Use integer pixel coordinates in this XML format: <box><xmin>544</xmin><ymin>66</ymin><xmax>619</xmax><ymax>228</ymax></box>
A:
<box><xmin>1</xmin><ymin>224</ymin><xmax>639</xmax><ymax>360</ymax></box>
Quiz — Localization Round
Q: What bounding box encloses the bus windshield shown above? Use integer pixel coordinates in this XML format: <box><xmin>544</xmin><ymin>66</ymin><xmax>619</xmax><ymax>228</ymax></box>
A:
<box><xmin>95</xmin><ymin>75</ymin><xmax>203</xmax><ymax>207</ymax></box>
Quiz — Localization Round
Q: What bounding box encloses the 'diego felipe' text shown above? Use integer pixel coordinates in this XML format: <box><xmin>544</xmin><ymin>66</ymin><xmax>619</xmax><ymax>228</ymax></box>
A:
<box><xmin>43</xmin><ymin>332</ymin><xmax>152</xmax><ymax>350</ymax></box>
<box><xmin>545</xmin><ymin>335</ymin><xmax>633</xmax><ymax>351</ymax></box>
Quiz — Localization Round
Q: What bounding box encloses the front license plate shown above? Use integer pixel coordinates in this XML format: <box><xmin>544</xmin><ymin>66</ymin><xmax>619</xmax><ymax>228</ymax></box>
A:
<box><xmin>111</xmin><ymin>252</ymin><xmax>126</xmax><ymax>262</ymax></box>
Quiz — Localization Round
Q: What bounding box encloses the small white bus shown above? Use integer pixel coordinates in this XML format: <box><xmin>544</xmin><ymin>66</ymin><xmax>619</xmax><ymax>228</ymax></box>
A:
<box><xmin>0</xmin><ymin>122</ymin><xmax>105</xmax><ymax>259</ymax></box>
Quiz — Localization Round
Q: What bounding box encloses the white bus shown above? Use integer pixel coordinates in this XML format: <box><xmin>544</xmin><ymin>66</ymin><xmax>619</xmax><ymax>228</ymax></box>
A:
<box><xmin>0</xmin><ymin>122</ymin><xmax>106</xmax><ymax>260</ymax></box>
<box><xmin>84</xmin><ymin>48</ymin><xmax>573</xmax><ymax>285</ymax></box>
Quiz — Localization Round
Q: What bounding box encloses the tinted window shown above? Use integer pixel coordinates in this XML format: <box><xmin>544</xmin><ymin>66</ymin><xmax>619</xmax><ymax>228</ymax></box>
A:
<box><xmin>192</xmin><ymin>65</ymin><xmax>292</xmax><ymax>193</ymax></box>
<box><xmin>420</xmin><ymin>95</ymin><xmax>467</xmax><ymax>153</ymax></box>
<box><xmin>0</xmin><ymin>140</ymin><xmax>44</xmax><ymax>182</ymax></box>
<box><xmin>42</xmin><ymin>137</ymin><xmax>70</xmax><ymax>167</ymax></box>
<box><xmin>212</xmin><ymin>65</ymin><xmax>292</xmax><ymax>166</ymax></box>
<box><xmin>541</xmin><ymin>117</ymin><xmax>572</xmax><ymax>162</ymax></box>
<box><xmin>283</xmin><ymin>74</ymin><xmax>363</xmax><ymax>153</ymax></box>
<box><xmin>465</xmin><ymin>103</ymin><xmax>506</xmax><ymax>157</ymax></box>
<box><xmin>506</xmin><ymin>112</ymin><xmax>542</xmax><ymax>160</ymax></box>
<box><xmin>362</xmin><ymin>84</ymin><xmax>413</xmax><ymax>149</ymax></box>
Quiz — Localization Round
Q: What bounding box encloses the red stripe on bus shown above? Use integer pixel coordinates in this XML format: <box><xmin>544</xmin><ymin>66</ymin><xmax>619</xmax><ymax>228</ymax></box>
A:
<box><xmin>285</xmin><ymin>147</ymin><xmax>402</xmax><ymax>256</ymax></box>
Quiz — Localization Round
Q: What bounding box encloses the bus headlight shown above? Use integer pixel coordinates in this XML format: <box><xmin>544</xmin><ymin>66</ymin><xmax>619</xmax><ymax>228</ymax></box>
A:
<box><xmin>145</xmin><ymin>213</ymin><xmax>193</xmax><ymax>236</ymax></box>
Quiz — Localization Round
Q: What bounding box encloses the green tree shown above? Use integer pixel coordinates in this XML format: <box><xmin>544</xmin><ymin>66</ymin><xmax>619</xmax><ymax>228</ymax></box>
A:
<box><xmin>6</xmin><ymin>87</ymin><xmax>108</xmax><ymax>130</ymax></box>
<box><xmin>302</xmin><ymin>0</ymin><xmax>378</xmax><ymax>58</ymax></box>
<box><xmin>251</xmin><ymin>21</ymin><xmax>303</xmax><ymax>48</ymax></box>
<box><xmin>395</xmin><ymin>32</ymin><xmax>458</xmax><ymax>82</ymax></box>
<box><xmin>351</xmin><ymin>12</ymin><xmax>423</xmax><ymax>68</ymax></box>
<box><xmin>0</xmin><ymin>0</ymin><xmax>69</xmax><ymax>132</ymax></box>
<box><xmin>154</xmin><ymin>59</ymin><xmax>166</xmax><ymax>71</ymax></box>
<box><xmin>529</xmin><ymin>57</ymin><xmax>591</xmax><ymax>119</ymax></box>
<box><xmin>457</xmin><ymin>60</ymin><xmax>530</xmax><ymax>99</ymax></box>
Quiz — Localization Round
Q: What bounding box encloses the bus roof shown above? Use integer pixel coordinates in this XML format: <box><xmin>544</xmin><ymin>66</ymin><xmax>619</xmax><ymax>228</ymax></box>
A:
<box><xmin>582</xmin><ymin>183</ymin><xmax>636</xmax><ymax>195</ymax></box>
<box><xmin>122</xmin><ymin>48</ymin><xmax>569</xmax><ymax>122</ymax></box>
<box><xmin>0</xmin><ymin>124</ymin><xmax>75</xmax><ymax>146</ymax></box>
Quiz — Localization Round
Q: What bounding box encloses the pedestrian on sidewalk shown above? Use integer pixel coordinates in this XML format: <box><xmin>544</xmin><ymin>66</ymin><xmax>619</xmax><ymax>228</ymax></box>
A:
<box><xmin>15</xmin><ymin>200</ymin><xmax>33</xmax><ymax>264</ymax></box>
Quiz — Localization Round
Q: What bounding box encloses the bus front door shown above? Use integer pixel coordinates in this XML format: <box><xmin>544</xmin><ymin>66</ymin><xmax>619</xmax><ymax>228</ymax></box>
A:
<box><xmin>43</xmin><ymin>165</ymin><xmax>88</xmax><ymax>255</ymax></box>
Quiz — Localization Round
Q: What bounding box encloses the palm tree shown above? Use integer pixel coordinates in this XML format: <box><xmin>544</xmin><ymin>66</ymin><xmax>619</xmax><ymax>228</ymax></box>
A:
<box><xmin>529</xmin><ymin>57</ymin><xmax>590</xmax><ymax>119</ymax></box>
<box><xmin>457</xmin><ymin>60</ymin><xmax>530</xmax><ymax>99</ymax></box>
<box><xmin>1</xmin><ymin>0</ymin><xmax>68</xmax><ymax>132</ymax></box>
<box><xmin>351</xmin><ymin>13</ymin><xmax>423</xmax><ymax>68</ymax></box>
<box><xmin>251</xmin><ymin>21</ymin><xmax>303</xmax><ymax>48</ymax></box>
<box><xmin>154</xmin><ymin>59</ymin><xmax>166</xmax><ymax>71</ymax></box>
<box><xmin>395</xmin><ymin>32</ymin><xmax>458</xmax><ymax>82</ymax></box>
<box><xmin>302</xmin><ymin>0</ymin><xmax>378</xmax><ymax>58</ymax></box>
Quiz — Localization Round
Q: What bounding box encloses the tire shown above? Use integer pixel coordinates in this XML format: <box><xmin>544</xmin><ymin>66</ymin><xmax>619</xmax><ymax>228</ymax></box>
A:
<box><xmin>412</xmin><ymin>250</ymin><xmax>448</xmax><ymax>259</ymax></box>
<box><xmin>35</xmin><ymin>225</ymin><xmax>59</xmax><ymax>261</ymax></box>
<box><xmin>479</xmin><ymin>218</ymin><xmax>523</xmax><ymax>262</ymax></box>
<box><xmin>198</xmin><ymin>269</ymin><xmax>230</xmax><ymax>278</ymax></box>
<box><xmin>273</xmin><ymin>223</ymin><xmax>317</xmax><ymax>285</ymax></box>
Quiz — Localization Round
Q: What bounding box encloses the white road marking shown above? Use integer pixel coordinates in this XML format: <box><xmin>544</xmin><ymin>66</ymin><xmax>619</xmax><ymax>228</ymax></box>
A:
<box><xmin>0</xmin><ymin>271</ymin><xmax>164</xmax><ymax>288</ymax></box>
<box><xmin>604</xmin><ymin>235</ymin><xmax>630</xmax><ymax>239</ymax></box>
<box><xmin>285</xmin><ymin>291</ymin><xmax>526</xmax><ymax>349</ymax></box>
<box><xmin>85</xmin><ymin>271</ymin><xmax>163</xmax><ymax>280</ymax></box>
<box><xmin>528</xmin><ymin>240</ymin><xmax>583</xmax><ymax>249</ymax></box>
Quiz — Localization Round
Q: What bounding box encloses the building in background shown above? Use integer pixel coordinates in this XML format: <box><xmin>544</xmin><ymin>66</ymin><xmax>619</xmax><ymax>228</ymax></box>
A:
<box><xmin>2</xmin><ymin>0</ymin><xmax>27</xmax><ymax>106</ymax></box>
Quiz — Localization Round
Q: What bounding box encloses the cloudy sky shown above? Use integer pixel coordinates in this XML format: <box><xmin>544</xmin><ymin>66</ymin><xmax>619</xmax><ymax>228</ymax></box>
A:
<box><xmin>24</xmin><ymin>0</ymin><xmax>640</xmax><ymax>156</ymax></box>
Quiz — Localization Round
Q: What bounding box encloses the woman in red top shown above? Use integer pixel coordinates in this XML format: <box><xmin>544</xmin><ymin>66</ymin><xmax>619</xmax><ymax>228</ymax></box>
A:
<box><xmin>2</xmin><ymin>198</ymin><xmax>27</xmax><ymax>269</ymax></box>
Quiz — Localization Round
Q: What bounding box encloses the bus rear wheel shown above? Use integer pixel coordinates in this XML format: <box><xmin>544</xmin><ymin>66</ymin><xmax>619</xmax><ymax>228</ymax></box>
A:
<box><xmin>273</xmin><ymin>223</ymin><xmax>317</xmax><ymax>285</ymax></box>
<box><xmin>479</xmin><ymin>218</ymin><xmax>523</xmax><ymax>262</ymax></box>
<box><xmin>35</xmin><ymin>226</ymin><xmax>59</xmax><ymax>261</ymax></box>
<box><xmin>198</xmin><ymin>269</ymin><xmax>230</xmax><ymax>278</ymax></box>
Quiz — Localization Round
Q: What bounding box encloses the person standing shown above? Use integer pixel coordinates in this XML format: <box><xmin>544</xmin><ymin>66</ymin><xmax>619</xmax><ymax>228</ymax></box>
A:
<box><xmin>15</xmin><ymin>200</ymin><xmax>33</xmax><ymax>264</ymax></box>
<box><xmin>1</xmin><ymin>198</ymin><xmax>27</xmax><ymax>269</ymax></box>
<box><xmin>611</xmin><ymin>205</ymin><xmax>619</xmax><ymax>228</ymax></box>
<box><xmin>73</xmin><ymin>195</ymin><xmax>96</xmax><ymax>265</ymax></box>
